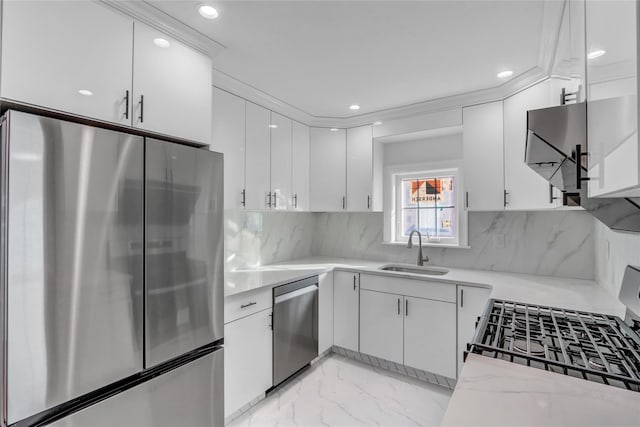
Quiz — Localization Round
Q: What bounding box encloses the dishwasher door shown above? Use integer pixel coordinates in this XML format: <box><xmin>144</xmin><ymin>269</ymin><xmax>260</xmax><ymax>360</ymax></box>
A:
<box><xmin>273</xmin><ymin>276</ymin><xmax>319</xmax><ymax>386</ymax></box>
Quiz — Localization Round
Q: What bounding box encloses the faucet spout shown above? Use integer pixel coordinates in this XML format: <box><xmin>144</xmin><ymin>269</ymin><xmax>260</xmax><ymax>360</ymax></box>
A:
<box><xmin>407</xmin><ymin>230</ymin><xmax>429</xmax><ymax>266</ymax></box>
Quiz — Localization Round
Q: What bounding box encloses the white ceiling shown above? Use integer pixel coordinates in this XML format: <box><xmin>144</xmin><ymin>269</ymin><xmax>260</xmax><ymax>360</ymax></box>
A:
<box><xmin>146</xmin><ymin>1</ymin><xmax>547</xmax><ymax>119</ymax></box>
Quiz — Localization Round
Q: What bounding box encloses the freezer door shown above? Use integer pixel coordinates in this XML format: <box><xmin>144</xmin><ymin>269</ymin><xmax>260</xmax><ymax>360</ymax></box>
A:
<box><xmin>4</xmin><ymin>111</ymin><xmax>144</xmax><ymax>424</ymax></box>
<box><xmin>51</xmin><ymin>348</ymin><xmax>224</xmax><ymax>427</ymax></box>
<box><xmin>145</xmin><ymin>138</ymin><xmax>223</xmax><ymax>367</ymax></box>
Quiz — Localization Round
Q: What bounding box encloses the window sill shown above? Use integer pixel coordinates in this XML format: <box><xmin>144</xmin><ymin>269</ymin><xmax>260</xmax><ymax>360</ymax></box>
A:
<box><xmin>381</xmin><ymin>241</ymin><xmax>471</xmax><ymax>249</ymax></box>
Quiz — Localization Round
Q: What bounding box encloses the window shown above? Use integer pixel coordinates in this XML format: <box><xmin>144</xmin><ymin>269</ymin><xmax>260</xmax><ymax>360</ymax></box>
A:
<box><xmin>385</xmin><ymin>165</ymin><xmax>467</xmax><ymax>247</ymax></box>
<box><xmin>399</xmin><ymin>175</ymin><xmax>456</xmax><ymax>239</ymax></box>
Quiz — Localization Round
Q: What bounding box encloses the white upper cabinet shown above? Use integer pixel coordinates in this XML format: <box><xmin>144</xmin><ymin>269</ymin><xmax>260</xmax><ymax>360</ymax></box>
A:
<box><xmin>310</xmin><ymin>128</ymin><xmax>347</xmax><ymax>211</ymax></box>
<box><xmin>211</xmin><ymin>87</ymin><xmax>246</xmax><ymax>209</ymax></box>
<box><xmin>1</xmin><ymin>1</ymin><xmax>133</xmax><ymax>125</ymax></box>
<box><xmin>132</xmin><ymin>22</ymin><xmax>212</xmax><ymax>143</ymax></box>
<box><xmin>245</xmin><ymin>102</ymin><xmax>272</xmax><ymax>210</ymax></box>
<box><xmin>292</xmin><ymin>122</ymin><xmax>311</xmax><ymax>211</ymax></box>
<box><xmin>503</xmin><ymin>78</ymin><xmax>571</xmax><ymax>210</ymax></box>
<box><xmin>586</xmin><ymin>0</ymin><xmax>639</xmax><ymax>197</ymax></box>
<box><xmin>270</xmin><ymin>112</ymin><xmax>293</xmax><ymax>210</ymax></box>
<box><xmin>346</xmin><ymin>125</ymin><xmax>374</xmax><ymax>211</ymax></box>
<box><xmin>462</xmin><ymin>101</ymin><xmax>505</xmax><ymax>211</ymax></box>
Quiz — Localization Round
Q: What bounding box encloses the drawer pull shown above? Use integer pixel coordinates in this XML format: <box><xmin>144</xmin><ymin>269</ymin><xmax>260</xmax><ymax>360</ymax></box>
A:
<box><xmin>240</xmin><ymin>301</ymin><xmax>257</xmax><ymax>309</ymax></box>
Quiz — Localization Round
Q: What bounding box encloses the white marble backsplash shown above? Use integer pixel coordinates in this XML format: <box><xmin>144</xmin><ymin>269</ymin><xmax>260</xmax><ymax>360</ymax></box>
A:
<box><xmin>594</xmin><ymin>220</ymin><xmax>640</xmax><ymax>296</ymax></box>
<box><xmin>312</xmin><ymin>211</ymin><xmax>595</xmax><ymax>280</ymax></box>
<box><xmin>224</xmin><ymin>210</ymin><xmax>315</xmax><ymax>270</ymax></box>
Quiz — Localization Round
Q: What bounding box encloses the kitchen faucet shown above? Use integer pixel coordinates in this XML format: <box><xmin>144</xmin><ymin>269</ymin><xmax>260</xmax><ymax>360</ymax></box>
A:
<box><xmin>407</xmin><ymin>230</ymin><xmax>429</xmax><ymax>266</ymax></box>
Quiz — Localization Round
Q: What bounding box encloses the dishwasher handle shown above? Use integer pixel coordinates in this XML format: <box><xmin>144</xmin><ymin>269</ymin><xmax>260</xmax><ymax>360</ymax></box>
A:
<box><xmin>274</xmin><ymin>284</ymin><xmax>318</xmax><ymax>304</ymax></box>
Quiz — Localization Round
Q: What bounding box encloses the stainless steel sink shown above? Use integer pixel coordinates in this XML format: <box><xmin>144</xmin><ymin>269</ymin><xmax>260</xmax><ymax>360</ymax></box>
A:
<box><xmin>379</xmin><ymin>264</ymin><xmax>449</xmax><ymax>276</ymax></box>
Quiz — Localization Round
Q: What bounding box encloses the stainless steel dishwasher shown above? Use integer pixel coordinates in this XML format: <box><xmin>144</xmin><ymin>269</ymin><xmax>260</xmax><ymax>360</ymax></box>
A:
<box><xmin>272</xmin><ymin>276</ymin><xmax>319</xmax><ymax>387</ymax></box>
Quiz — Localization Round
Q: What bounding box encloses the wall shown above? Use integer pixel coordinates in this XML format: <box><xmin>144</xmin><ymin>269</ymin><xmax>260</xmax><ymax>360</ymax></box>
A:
<box><xmin>383</xmin><ymin>133</ymin><xmax>463</xmax><ymax>166</ymax></box>
<box><xmin>313</xmin><ymin>211</ymin><xmax>595</xmax><ymax>280</ymax></box>
<box><xmin>594</xmin><ymin>220</ymin><xmax>640</xmax><ymax>296</ymax></box>
<box><xmin>225</xmin><ymin>211</ymin><xmax>315</xmax><ymax>270</ymax></box>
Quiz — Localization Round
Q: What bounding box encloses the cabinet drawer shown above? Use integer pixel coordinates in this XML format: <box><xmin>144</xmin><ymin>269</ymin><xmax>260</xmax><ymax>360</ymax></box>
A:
<box><xmin>225</xmin><ymin>288</ymin><xmax>272</xmax><ymax>324</ymax></box>
<box><xmin>360</xmin><ymin>273</ymin><xmax>456</xmax><ymax>303</ymax></box>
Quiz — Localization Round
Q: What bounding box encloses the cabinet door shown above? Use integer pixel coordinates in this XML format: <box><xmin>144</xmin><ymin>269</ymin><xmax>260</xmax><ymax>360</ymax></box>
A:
<box><xmin>245</xmin><ymin>103</ymin><xmax>272</xmax><ymax>210</ymax></box>
<box><xmin>359</xmin><ymin>290</ymin><xmax>404</xmax><ymax>364</ymax></box>
<box><xmin>132</xmin><ymin>22</ymin><xmax>212</xmax><ymax>143</ymax></box>
<box><xmin>310</xmin><ymin>128</ymin><xmax>347</xmax><ymax>211</ymax></box>
<box><xmin>462</xmin><ymin>101</ymin><xmax>505</xmax><ymax>211</ymax></box>
<box><xmin>586</xmin><ymin>0</ymin><xmax>639</xmax><ymax>197</ymax></box>
<box><xmin>318</xmin><ymin>272</ymin><xmax>334</xmax><ymax>354</ymax></box>
<box><xmin>404</xmin><ymin>296</ymin><xmax>457</xmax><ymax>379</ymax></box>
<box><xmin>292</xmin><ymin>122</ymin><xmax>310</xmax><ymax>211</ymax></box>
<box><xmin>333</xmin><ymin>271</ymin><xmax>359</xmax><ymax>351</ymax></box>
<box><xmin>211</xmin><ymin>87</ymin><xmax>246</xmax><ymax>209</ymax></box>
<box><xmin>456</xmin><ymin>286</ymin><xmax>490</xmax><ymax>374</ymax></box>
<box><xmin>1</xmin><ymin>1</ymin><xmax>133</xmax><ymax>125</ymax></box>
<box><xmin>270</xmin><ymin>112</ymin><xmax>292</xmax><ymax>210</ymax></box>
<box><xmin>346</xmin><ymin>125</ymin><xmax>373</xmax><ymax>211</ymax></box>
<box><xmin>224</xmin><ymin>309</ymin><xmax>272</xmax><ymax>417</ymax></box>
<box><xmin>503</xmin><ymin>78</ymin><xmax>569</xmax><ymax>209</ymax></box>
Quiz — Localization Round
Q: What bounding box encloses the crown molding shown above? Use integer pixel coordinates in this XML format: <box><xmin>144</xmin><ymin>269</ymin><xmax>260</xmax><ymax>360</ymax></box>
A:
<box><xmin>103</xmin><ymin>0</ymin><xmax>567</xmax><ymax>129</ymax></box>
<box><xmin>98</xmin><ymin>0</ymin><xmax>225</xmax><ymax>59</ymax></box>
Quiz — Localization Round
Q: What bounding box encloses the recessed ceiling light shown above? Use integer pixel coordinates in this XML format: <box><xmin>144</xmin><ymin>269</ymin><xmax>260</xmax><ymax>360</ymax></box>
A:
<box><xmin>373</xmin><ymin>121</ymin><xmax>383</xmax><ymax>126</ymax></box>
<box><xmin>198</xmin><ymin>5</ymin><xmax>219</xmax><ymax>19</ymax></box>
<box><xmin>587</xmin><ymin>49</ymin><xmax>606</xmax><ymax>60</ymax></box>
<box><xmin>349</xmin><ymin>104</ymin><xmax>360</xmax><ymax>111</ymax></box>
<box><xmin>78</xmin><ymin>89</ymin><xmax>93</xmax><ymax>96</ymax></box>
<box><xmin>268</xmin><ymin>124</ymin><xmax>278</xmax><ymax>129</ymax></box>
<box><xmin>497</xmin><ymin>70</ymin><xmax>514</xmax><ymax>79</ymax></box>
<box><xmin>153</xmin><ymin>38</ymin><xmax>171</xmax><ymax>48</ymax></box>
<box><xmin>330</xmin><ymin>128</ymin><xmax>339</xmax><ymax>132</ymax></box>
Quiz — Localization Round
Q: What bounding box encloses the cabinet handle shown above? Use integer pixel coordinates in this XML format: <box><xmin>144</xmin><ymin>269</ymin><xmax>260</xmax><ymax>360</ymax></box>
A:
<box><xmin>342</xmin><ymin>196</ymin><xmax>346</xmax><ymax>210</ymax></box>
<box><xmin>549</xmin><ymin>183</ymin><xmax>559</xmax><ymax>204</ymax></box>
<box><xmin>405</xmin><ymin>299</ymin><xmax>408</xmax><ymax>316</ymax></box>
<box><xmin>465</xmin><ymin>191</ymin><xmax>469</xmax><ymax>209</ymax></box>
<box><xmin>123</xmin><ymin>90</ymin><xmax>130</xmax><ymax>120</ymax></box>
<box><xmin>265</xmin><ymin>192</ymin><xmax>272</xmax><ymax>208</ymax></box>
<box><xmin>269</xmin><ymin>312</ymin><xmax>273</xmax><ymax>330</ymax></box>
<box><xmin>574</xmin><ymin>144</ymin><xmax>589</xmax><ymax>190</ymax></box>
<box><xmin>503</xmin><ymin>190</ymin><xmax>509</xmax><ymax>207</ymax></box>
<box><xmin>138</xmin><ymin>94</ymin><xmax>144</xmax><ymax>123</ymax></box>
<box><xmin>460</xmin><ymin>289</ymin><xmax>464</xmax><ymax>308</ymax></box>
<box><xmin>353</xmin><ymin>275</ymin><xmax>356</xmax><ymax>291</ymax></box>
<box><xmin>240</xmin><ymin>301</ymin><xmax>257</xmax><ymax>309</ymax></box>
<box><xmin>293</xmin><ymin>194</ymin><xmax>298</xmax><ymax>209</ymax></box>
<box><xmin>272</xmin><ymin>191</ymin><xmax>277</xmax><ymax>208</ymax></box>
<box><xmin>367</xmin><ymin>195</ymin><xmax>371</xmax><ymax>209</ymax></box>
<box><xmin>241</xmin><ymin>189</ymin><xmax>246</xmax><ymax>207</ymax></box>
<box><xmin>397</xmin><ymin>298</ymin><xmax>401</xmax><ymax>315</ymax></box>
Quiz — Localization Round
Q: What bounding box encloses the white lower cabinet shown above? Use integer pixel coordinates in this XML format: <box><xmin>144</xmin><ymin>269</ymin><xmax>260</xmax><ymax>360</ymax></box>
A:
<box><xmin>333</xmin><ymin>271</ymin><xmax>359</xmax><ymax>351</ymax></box>
<box><xmin>224</xmin><ymin>308</ymin><xmax>272</xmax><ymax>417</ymax></box>
<box><xmin>359</xmin><ymin>290</ymin><xmax>404</xmax><ymax>364</ymax></box>
<box><xmin>456</xmin><ymin>285</ymin><xmax>491</xmax><ymax>374</ymax></box>
<box><xmin>404</xmin><ymin>296</ymin><xmax>456</xmax><ymax>379</ymax></box>
<box><xmin>359</xmin><ymin>274</ymin><xmax>458</xmax><ymax>379</ymax></box>
<box><xmin>318</xmin><ymin>272</ymin><xmax>334</xmax><ymax>354</ymax></box>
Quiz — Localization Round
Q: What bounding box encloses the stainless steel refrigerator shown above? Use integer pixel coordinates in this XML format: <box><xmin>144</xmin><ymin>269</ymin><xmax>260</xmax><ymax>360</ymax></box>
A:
<box><xmin>0</xmin><ymin>110</ymin><xmax>224</xmax><ymax>426</ymax></box>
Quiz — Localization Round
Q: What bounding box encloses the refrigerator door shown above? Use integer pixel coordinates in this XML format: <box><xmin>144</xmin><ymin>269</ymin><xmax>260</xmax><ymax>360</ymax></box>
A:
<box><xmin>51</xmin><ymin>348</ymin><xmax>224</xmax><ymax>427</ymax></box>
<box><xmin>3</xmin><ymin>111</ymin><xmax>144</xmax><ymax>424</ymax></box>
<box><xmin>145</xmin><ymin>138</ymin><xmax>223</xmax><ymax>367</ymax></box>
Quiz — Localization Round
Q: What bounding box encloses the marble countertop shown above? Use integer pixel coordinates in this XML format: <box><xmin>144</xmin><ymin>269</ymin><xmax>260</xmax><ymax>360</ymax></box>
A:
<box><xmin>224</xmin><ymin>256</ymin><xmax>625</xmax><ymax>317</ymax></box>
<box><xmin>441</xmin><ymin>354</ymin><xmax>640</xmax><ymax>427</ymax></box>
<box><xmin>225</xmin><ymin>256</ymin><xmax>636</xmax><ymax>426</ymax></box>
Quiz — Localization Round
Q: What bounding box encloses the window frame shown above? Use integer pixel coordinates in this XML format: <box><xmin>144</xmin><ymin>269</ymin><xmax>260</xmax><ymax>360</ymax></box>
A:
<box><xmin>384</xmin><ymin>162</ymin><xmax>468</xmax><ymax>247</ymax></box>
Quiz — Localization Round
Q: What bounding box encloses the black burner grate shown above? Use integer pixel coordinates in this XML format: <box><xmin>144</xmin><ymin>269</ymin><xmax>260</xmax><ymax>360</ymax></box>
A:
<box><xmin>466</xmin><ymin>299</ymin><xmax>640</xmax><ymax>392</ymax></box>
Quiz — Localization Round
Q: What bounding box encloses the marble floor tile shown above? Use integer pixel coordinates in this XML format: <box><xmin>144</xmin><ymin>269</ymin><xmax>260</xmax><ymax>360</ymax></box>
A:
<box><xmin>227</xmin><ymin>354</ymin><xmax>452</xmax><ymax>427</ymax></box>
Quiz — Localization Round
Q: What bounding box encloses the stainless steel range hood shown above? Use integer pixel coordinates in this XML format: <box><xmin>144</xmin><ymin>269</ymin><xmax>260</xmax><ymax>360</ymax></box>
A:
<box><xmin>525</xmin><ymin>102</ymin><xmax>640</xmax><ymax>232</ymax></box>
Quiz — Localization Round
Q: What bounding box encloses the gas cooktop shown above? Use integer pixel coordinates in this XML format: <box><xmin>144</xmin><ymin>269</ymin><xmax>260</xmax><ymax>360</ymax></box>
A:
<box><xmin>466</xmin><ymin>299</ymin><xmax>640</xmax><ymax>392</ymax></box>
